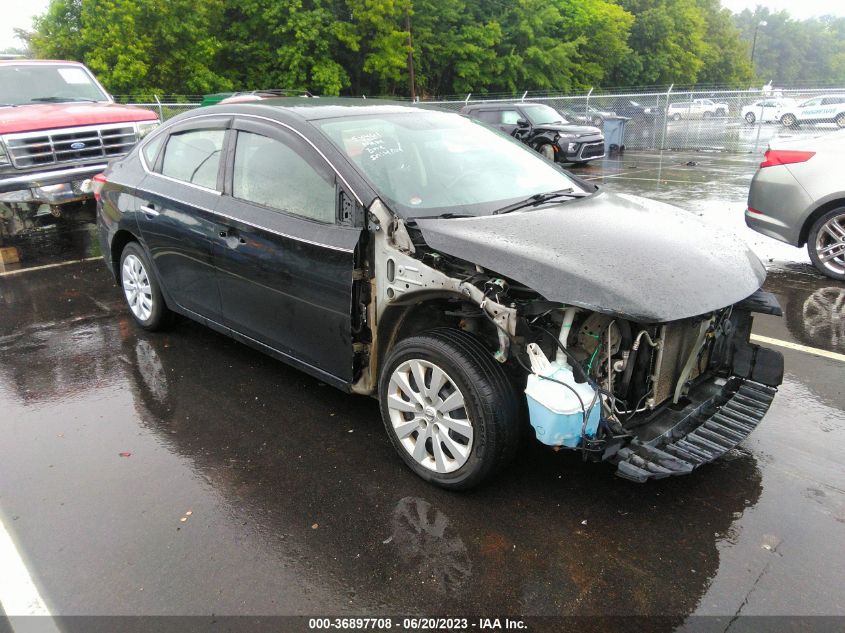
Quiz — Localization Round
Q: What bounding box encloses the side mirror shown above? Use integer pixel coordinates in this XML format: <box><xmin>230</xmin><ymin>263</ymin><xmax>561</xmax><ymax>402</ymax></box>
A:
<box><xmin>516</xmin><ymin>118</ymin><xmax>530</xmax><ymax>127</ymax></box>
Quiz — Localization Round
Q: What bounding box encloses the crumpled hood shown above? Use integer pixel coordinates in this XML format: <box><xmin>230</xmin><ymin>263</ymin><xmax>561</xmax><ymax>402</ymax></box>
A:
<box><xmin>535</xmin><ymin>123</ymin><xmax>601</xmax><ymax>137</ymax></box>
<box><xmin>414</xmin><ymin>192</ymin><xmax>766</xmax><ymax>322</ymax></box>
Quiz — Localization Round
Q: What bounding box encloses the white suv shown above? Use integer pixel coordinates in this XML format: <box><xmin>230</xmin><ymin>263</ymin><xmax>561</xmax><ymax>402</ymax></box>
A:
<box><xmin>779</xmin><ymin>95</ymin><xmax>845</xmax><ymax>128</ymax></box>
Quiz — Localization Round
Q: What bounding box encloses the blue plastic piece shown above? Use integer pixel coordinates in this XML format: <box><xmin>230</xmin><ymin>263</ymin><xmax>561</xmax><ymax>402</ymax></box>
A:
<box><xmin>525</xmin><ymin>364</ymin><xmax>601</xmax><ymax>448</ymax></box>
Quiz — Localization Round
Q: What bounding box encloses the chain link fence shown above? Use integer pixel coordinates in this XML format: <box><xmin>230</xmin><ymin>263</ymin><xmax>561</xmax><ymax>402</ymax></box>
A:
<box><xmin>122</xmin><ymin>87</ymin><xmax>845</xmax><ymax>154</ymax></box>
<box><xmin>423</xmin><ymin>87</ymin><xmax>845</xmax><ymax>153</ymax></box>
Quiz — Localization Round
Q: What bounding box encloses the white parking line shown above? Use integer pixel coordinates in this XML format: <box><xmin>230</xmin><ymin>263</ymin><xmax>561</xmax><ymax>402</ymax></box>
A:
<box><xmin>751</xmin><ymin>333</ymin><xmax>845</xmax><ymax>363</ymax></box>
<box><xmin>0</xmin><ymin>256</ymin><xmax>101</xmax><ymax>277</ymax></box>
<box><xmin>0</xmin><ymin>516</ymin><xmax>60</xmax><ymax>630</ymax></box>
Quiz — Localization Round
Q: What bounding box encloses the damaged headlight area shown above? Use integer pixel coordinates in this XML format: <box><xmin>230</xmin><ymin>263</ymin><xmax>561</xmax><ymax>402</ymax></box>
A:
<box><xmin>372</xmin><ymin>210</ymin><xmax>784</xmax><ymax>483</ymax></box>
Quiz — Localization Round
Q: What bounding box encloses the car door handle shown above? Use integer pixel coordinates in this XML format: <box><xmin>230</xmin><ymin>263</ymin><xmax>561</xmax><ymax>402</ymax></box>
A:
<box><xmin>139</xmin><ymin>205</ymin><xmax>159</xmax><ymax>217</ymax></box>
<box><xmin>219</xmin><ymin>228</ymin><xmax>247</xmax><ymax>246</ymax></box>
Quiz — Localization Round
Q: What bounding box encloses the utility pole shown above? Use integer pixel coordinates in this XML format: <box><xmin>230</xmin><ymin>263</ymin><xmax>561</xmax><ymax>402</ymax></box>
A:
<box><xmin>750</xmin><ymin>20</ymin><xmax>767</xmax><ymax>68</ymax></box>
<box><xmin>406</xmin><ymin>10</ymin><xmax>416</xmax><ymax>101</ymax></box>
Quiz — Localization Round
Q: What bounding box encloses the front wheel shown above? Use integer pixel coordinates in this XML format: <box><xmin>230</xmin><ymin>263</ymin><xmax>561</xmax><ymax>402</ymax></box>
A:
<box><xmin>781</xmin><ymin>113</ymin><xmax>797</xmax><ymax>127</ymax></box>
<box><xmin>120</xmin><ymin>242</ymin><xmax>172</xmax><ymax>330</ymax></box>
<box><xmin>672</xmin><ymin>112</ymin><xmax>682</xmax><ymax>121</ymax></box>
<box><xmin>836</xmin><ymin>112</ymin><xmax>845</xmax><ymax>128</ymax></box>
<box><xmin>808</xmin><ymin>208</ymin><xmax>845</xmax><ymax>280</ymax></box>
<box><xmin>379</xmin><ymin>328</ymin><xmax>521</xmax><ymax>490</ymax></box>
<box><xmin>745</xmin><ymin>112</ymin><xmax>756</xmax><ymax>124</ymax></box>
<box><xmin>538</xmin><ymin>144</ymin><xmax>555</xmax><ymax>161</ymax></box>
<box><xmin>592</xmin><ymin>117</ymin><xmax>603</xmax><ymax>126</ymax></box>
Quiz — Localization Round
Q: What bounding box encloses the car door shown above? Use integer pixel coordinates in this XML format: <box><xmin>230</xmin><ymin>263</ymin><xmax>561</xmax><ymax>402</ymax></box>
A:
<box><xmin>798</xmin><ymin>97</ymin><xmax>823</xmax><ymax>121</ymax></box>
<box><xmin>135</xmin><ymin>117</ymin><xmax>229</xmax><ymax>322</ymax></box>
<box><xmin>212</xmin><ymin>117</ymin><xmax>361</xmax><ymax>382</ymax></box>
<box><xmin>497</xmin><ymin>109</ymin><xmax>524</xmax><ymax>136</ymax></box>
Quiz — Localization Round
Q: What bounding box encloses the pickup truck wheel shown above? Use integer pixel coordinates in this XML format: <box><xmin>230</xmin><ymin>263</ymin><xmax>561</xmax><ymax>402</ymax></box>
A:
<box><xmin>539</xmin><ymin>144</ymin><xmax>555</xmax><ymax>161</ymax></box>
<box><xmin>744</xmin><ymin>112</ymin><xmax>756</xmax><ymax>124</ymax></box>
<box><xmin>120</xmin><ymin>242</ymin><xmax>172</xmax><ymax>331</ymax></box>
<box><xmin>379</xmin><ymin>328</ymin><xmax>521</xmax><ymax>490</ymax></box>
<box><xmin>808</xmin><ymin>208</ymin><xmax>845</xmax><ymax>280</ymax></box>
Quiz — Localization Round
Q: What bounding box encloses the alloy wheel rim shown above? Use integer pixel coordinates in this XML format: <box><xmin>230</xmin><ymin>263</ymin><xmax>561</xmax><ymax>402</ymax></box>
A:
<box><xmin>815</xmin><ymin>213</ymin><xmax>845</xmax><ymax>276</ymax></box>
<box><xmin>386</xmin><ymin>359</ymin><xmax>474</xmax><ymax>474</ymax></box>
<box><xmin>122</xmin><ymin>254</ymin><xmax>154</xmax><ymax>321</ymax></box>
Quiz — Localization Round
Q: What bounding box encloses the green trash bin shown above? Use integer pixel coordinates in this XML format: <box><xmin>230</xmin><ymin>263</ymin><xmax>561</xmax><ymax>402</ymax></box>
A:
<box><xmin>601</xmin><ymin>116</ymin><xmax>630</xmax><ymax>155</ymax></box>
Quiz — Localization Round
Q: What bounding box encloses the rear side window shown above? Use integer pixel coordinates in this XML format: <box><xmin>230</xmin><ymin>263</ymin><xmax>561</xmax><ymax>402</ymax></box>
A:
<box><xmin>160</xmin><ymin>129</ymin><xmax>225</xmax><ymax>190</ymax></box>
<box><xmin>232</xmin><ymin>131</ymin><xmax>335</xmax><ymax>223</ymax></box>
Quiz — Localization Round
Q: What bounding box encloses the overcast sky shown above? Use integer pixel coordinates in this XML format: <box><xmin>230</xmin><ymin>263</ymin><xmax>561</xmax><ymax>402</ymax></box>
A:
<box><xmin>3</xmin><ymin>0</ymin><xmax>845</xmax><ymax>51</ymax></box>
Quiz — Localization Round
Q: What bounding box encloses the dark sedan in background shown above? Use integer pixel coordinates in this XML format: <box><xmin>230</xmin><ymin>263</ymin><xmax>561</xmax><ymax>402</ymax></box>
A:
<box><xmin>94</xmin><ymin>99</ymin><xmax>783</xmax><ymax>489</ymax></box>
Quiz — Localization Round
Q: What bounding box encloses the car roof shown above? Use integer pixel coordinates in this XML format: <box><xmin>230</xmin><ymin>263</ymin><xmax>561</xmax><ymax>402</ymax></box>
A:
<box><xmin>205</xmin><ymin>97</ymin><xmax>428</xmax><ymax>121</ymax></box>
<box><xmin>0</xmin><ymin>59</ymin><xmax>84</xmax><ymax>66</ymax></box>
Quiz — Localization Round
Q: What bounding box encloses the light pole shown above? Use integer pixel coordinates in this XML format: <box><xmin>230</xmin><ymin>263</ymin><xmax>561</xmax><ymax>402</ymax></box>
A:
<box><xmin>750</xmin><ymin>20</ymin><xmax>767</xmax><ymax>67</ymax></box>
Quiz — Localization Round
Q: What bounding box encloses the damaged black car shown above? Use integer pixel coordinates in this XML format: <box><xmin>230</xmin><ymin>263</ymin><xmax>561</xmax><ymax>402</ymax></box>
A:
<box><xmin>94</xmin><ymin>99</ymin><xmax>784</xmax><ymax>490</ymax></box>
<box><xmin>461</xmin><ymin>101</ymin><xmax>605</xmax><ymax>165</ymax></box>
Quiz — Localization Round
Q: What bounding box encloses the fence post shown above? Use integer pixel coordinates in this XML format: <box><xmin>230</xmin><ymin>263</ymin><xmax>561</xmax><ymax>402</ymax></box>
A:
<box><xmin>154</xmin><ymin>94</ymin><xmax>163</xmax><ymax>121</ymax></box>
<box><xmin>585</xmin><ymin>87</ymin><xmax>593</xmax><ymax>118</ymax></box>
<box><xmin>660</xmin><ymin>84</ymin><xmax>673</xmax><ymax>151</ymax></box>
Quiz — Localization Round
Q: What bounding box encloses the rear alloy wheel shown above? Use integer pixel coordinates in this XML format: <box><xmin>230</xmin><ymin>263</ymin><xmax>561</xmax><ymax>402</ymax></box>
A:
<box><xmin>781</xmin><ymin>113</ymin><xmax>797</xmax><ymax>127</ymax></box>
<box><xmin>120</xmin><ymin>242</ymin><xmax>171</xmax><ymax>330</ymax></box>
<box><xmin>539</xmin><ymin>144</ymin><xmax>555</xmax><ymax>161</ymax></box>
<box><xmin>808</xmin><ymin>208</ymin><xmax>845</xmax><ymax>280</ymax></box>
<box><xmin>672</xmin><ymin>113</ymin><xmax>682</xmax><ymax>121</ymax></box>
<box><xmin>836</xmin><ymin>112</ymin><xmax>845</xmax><ymax>128</ymax></box>
<box><xmin>745</xmin><ymin>112</ymin><xmax>756</xmax><ymax>124</ymax></box>
<box><xmin>379</xmin><ymin>328</ymin><xmax>521</xmax><ymax>489</ymax></box>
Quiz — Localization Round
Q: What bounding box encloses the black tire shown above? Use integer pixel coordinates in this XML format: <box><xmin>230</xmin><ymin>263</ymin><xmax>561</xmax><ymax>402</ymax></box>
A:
<box><xmin>781</xmin><ymin>113</ymin><xmax>797</xmax><ymax>128</ymax></box>
<box><xmin>836</xmin><ymin>112</ymin><xmax>845</xmax><ymax>128</ymax></box>
<box><xmin>592</xmin><ymin>117</ymin><xmax>603</xmax><ymax>126</ymax></box>
<box><xmin>538</xmin><ymin>143</ymin><xmax>555</xmax><ymax>161</ymax></box>
<box><xmin>745</xmin><ymin>112</ymin><xmax>756</xmax><ymax>124</ymax></box>
<box><xmin>119</xmin><ymin>241</ymin><xmax>172</xmax><ymax>331</ymax></box>
<box><xmin>716</xmin><ymin>108</ymin><xmax>727</xmax><ymax>117</ymax></box>
<box><xmin>672</xmin><ymin>112</ymin><xmax>682</xmax><ymax>121</ymax></box>
<box><xmin>703</xmin><ymin>111</ymin><xmax>712</xmax><ymax>119</ymax></box>
<box><xmin>379</xmin><ymin>328</ymin><xmax>521</xmax><ymax>490</ymax></box>
<box><xmin>807</xmin><ymin>208</ymin><xmax>845</xmax><ymax>281</ymax></box>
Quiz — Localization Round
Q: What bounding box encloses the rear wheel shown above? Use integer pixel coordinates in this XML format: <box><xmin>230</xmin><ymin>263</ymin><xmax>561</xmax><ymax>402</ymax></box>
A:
<box><xmin>379</xmin><ymin>328</ymin><xmax>521</xmax><ymax>490</ymax></box>
<box><xmin>538</xmin><ymin>144</ymin><xmax>555</xmax><ymax>161</ymax></box>
<box><xmin>672</xmin><ymin>112</ymin><xmax>682</xmax><ymax>121</ymax></box>
<box><xmin>745</xmin><ymin>112</ymin><xmax>756</xmax><ymax>124</ymax></box>
<box><xmin>808</xmin><ymin>208</ymin><xmax>845</xmax><ymax>280</ymax></box>
<box><xmin>120</xmin><ymin>242</ymin><xmax>172</xmax><ymax>330</ymax></box>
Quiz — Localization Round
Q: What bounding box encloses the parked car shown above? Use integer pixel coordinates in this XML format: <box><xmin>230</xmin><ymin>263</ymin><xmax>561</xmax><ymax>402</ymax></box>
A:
<box><xmin>668</xmin><ymin>99</ymin><xmax>730</xmax><ymax>121</ymax></box>
<box><xmin>95</xmin><ymin>99</ymin><xmax>783</xmax><ymax>489</ymax></box>
<box><xmin>741</xmin><ymin>98</ymin><xmax>796</xmax><ymax>124</ymax></box>
<box><xmin>461</xmin><ymin>102</ymin><xmax>605</xmax><ymax>164</ymax></box>
<box><xmin>746</xmin><ymin>130</ymin><xmax>845</xmax><ymax>280</ymax></box>
<box><xmin>609</xmin><ymin>98</ymin><xmax>657</xmax><ymax>120</ymax></box>
<box><xmin>218</xmin><ymin>89</ymin><xmax>314</xmax><ymax>104</ymax></box>
<box><xmin>778</xmin><ymin>95</ymin><xmax>845</xmax><ymax>128</ymax></box>
<box><xmin>0</xmin><ymin>60</ymin><xmax>159</xmax><ymax>238</ymax></box>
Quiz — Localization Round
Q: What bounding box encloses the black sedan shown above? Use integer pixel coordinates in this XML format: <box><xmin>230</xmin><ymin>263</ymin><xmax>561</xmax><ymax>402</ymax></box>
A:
<box><xmin>95</xmin><ymin>99</ymin><xmax>783</xmax><ymax>489</ymax></box>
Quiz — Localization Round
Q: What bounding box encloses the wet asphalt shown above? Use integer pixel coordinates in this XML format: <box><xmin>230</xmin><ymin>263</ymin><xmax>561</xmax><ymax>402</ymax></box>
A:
<box><xmin>0</xmin><ymin>151</ymin><xmax>843</xmax><ymax>626</ymax></box>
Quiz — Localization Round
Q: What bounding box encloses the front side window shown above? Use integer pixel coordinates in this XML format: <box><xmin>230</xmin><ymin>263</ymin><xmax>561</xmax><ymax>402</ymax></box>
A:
<box><xmin>232</xmin><ymin>131</ymin><xmax>336</xmax><ymax>223</ymax></box>
<box><xmin>160</xmin><ymin>129</ymin><xmax>225</xmax><ymax>190</ymax></box>
<box><xmin>315</xmin><ymin>110</ymin><xmax>584</xmax><ymax>218</ymax></box>
<box><xmin>0</xmin><ymin>64</ymin><xmax>110</xmax><ymax>106</ymax></box>
<box><xmin>499</xmin><ymin>110</ymin><xmax>522</xmax><ymax>125</ymax></box>
<box><xmin>801</xmin><ymin>98</ymin><xmax>822</xmax><ymax>107</ymax></box>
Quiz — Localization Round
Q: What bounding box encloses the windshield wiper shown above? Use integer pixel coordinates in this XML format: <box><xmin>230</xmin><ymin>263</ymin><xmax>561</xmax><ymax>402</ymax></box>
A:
<box><xmin>492</xmin><ymin>188</ymin><xmax>591</xmax><ymax>215</ymax></box>
<box><xmin>30</xmin><ymin>97</ymin><xmax>99</xmax><ymax>103</ymax></box>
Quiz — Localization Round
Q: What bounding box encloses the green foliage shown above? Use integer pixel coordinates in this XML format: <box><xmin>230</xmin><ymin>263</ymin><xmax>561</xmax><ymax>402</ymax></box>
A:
<box><xmin>733</xmin><ymin>9</ymin><xmax>845</xmax><ymax>86</ymax></box>
<box><xmin>26</xmin><ymin>0</ymin><xmax>823</xmax><ymax>97</ymax></box>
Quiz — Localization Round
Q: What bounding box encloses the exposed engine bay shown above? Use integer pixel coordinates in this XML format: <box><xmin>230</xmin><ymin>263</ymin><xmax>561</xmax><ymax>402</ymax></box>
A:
<box><xmin>359</xmin><ymin>201</ymin><xmax>785</xmax><ymax>482</ymax></box>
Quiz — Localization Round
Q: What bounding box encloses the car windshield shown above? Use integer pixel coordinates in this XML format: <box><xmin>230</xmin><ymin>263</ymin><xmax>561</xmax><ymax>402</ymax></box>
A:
<box><xmin>521</xmin><ymin>104</ymin><xmax>566</xmax><ymax>126</ymax></box>
<box><xmin>315</xmin><ymin>110</ymin><xmax>585</xmax><ymax>218</ymax></box>
<box><xmin>0</xmin><ymin>64</ymin><xmax>109</xmax><ymax>106</ymax></box>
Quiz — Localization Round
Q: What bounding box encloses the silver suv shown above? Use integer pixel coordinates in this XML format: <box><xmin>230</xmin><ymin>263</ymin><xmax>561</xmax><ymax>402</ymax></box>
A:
<box><xmin>746</xmin><ymin>130</ymin><xmax>845</xmax><ymax>280</ymax></box>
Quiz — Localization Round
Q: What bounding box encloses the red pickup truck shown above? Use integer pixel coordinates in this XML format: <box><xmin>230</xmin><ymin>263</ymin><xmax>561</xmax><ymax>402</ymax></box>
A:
<box><xmin>0</xmin><ymin>60</ymin><xmax>159</xmax><ymax>238</ymax></box>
